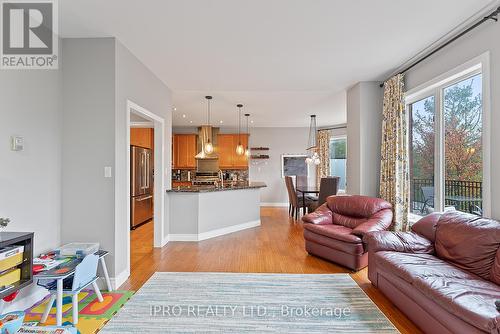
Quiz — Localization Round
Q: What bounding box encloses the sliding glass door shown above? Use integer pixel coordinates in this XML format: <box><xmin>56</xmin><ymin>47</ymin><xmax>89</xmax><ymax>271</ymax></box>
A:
<box><xmin>408</xmin><ymin>64</ymin><xmax>486</xmax><ymax>217</ymax></box>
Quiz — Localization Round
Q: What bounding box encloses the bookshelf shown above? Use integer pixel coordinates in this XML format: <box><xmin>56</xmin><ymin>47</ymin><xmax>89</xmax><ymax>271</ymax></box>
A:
<box><xmin>0</xmin><ymin>232</ymin><xmax>34</xmax><ymax>299</ymax></box>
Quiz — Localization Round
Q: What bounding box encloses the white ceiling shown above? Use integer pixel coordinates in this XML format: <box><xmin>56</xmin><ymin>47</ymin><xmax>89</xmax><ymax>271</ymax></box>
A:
<box><xmin>60</xmin><ymin>0</ymin><xmax>495</xmax><ymax>127</ymax></box>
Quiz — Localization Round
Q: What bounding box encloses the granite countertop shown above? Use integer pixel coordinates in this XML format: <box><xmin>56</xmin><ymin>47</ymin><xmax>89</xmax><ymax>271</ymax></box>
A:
<box><xmin>167</xmin><ymin>181</ymin><xmax>267</xmax><ymax>193</ymax></box>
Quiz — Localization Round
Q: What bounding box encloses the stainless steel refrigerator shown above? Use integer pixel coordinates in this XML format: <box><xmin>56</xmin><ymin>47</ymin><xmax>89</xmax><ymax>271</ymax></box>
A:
<box><xmin>131</xmin><ymin>145</ymin><xmax>154</xmax><ymax>229</ymax></box>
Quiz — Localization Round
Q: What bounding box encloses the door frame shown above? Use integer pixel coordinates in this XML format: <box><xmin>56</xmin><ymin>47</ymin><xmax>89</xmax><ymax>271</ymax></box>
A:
<box><xmin>126</xmin><ymin>100</ymin><xmax>166</xmax><ymax>277</ymax></box>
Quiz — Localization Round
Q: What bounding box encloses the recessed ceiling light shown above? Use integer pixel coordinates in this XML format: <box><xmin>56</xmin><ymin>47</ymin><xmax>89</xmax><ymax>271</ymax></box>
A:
<box><xmin>189</xmin><ymin>120</ymin><xmax>193</xmax><ymax>123</ymax></box>
<box><xmin>182</xmin><ymin>114</ymin><xmax>186</xmax><ymax>118</ymax></box>
<box><xmin>250</xmin><ymin>120</ymin><xmax>254</xmax><ymax>124</ymax></box>
<box><xmin>173</xmin><ymin>107</ymin><xmax>177</xmax><ymax>111</ymax></box>
<box><xmin>219</xmin><ymin>120</ymin><xmax>223</xmax><ymax>124</ymax></box>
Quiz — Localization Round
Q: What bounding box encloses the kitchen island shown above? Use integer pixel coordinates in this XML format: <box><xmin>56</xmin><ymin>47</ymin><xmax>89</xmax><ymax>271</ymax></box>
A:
<box><xmin>166</xmin><ymin>182</ymin><xmax>266</xmax><ymax>241</ymax></box>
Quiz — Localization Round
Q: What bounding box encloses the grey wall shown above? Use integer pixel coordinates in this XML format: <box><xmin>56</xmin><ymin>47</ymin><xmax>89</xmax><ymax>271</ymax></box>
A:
<box><xmin>61</xmin><ymin>38</ymin><xmax>117</xmax><ymax>272</ymax></box>
<box><xmin>0</xmin><ymin>54</ymin><xmax>62</xmax><ymax>310</ymax></box>
<box><xmin>404</xmin><ymin>20</ymin><xmax>499</xmax><ymax>219</ymax></box>
<box><xmin>61</xmin><ymin>38</ymin><xmax>173</xmax><ymax>278</ymax></box>
<box><xmin>248</xmin><ymin>127</ymin><xmax>311</xmax><ymax>204</ymax></box>
<box><xmin>114</xmin><ymin>40</ymin><xmax>172</xmax><ymax>276</ymax></box>
<box><xmin>0</xmin><ymin>70</ymin><xmax>62</xmax><ymax>253</ymax></box>
<box><xmin>346</xmin><ymin>82</ymin><xmax>383</xmax><ymax>196</ymax></box>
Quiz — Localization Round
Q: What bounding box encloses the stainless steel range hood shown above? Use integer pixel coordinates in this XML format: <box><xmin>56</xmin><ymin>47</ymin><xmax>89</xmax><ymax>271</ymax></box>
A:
<box><xmin>195</xmin><ymin>126</ymin><xmax>219</xmax><ymax>159</ymax></box>
<box><xmin>195</xmin><ymin>126</ymin><xmax>219</xmax><ymax>172</ymax></box>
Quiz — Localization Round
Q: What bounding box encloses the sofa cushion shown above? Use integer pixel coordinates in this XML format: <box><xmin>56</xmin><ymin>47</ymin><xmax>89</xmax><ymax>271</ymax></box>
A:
<box><xmin>332</xmin><ymin>212</ymin><xmax>368</xmax><ymax>229</ymax></box>
<box><xmin>303</xmin><ymin>224</ymin><xmax>361</xmax><ymax>244</ymax></box>
<box><xmin>491</xmin><ymin>247</ymin><xmax>500</xmax><ymax>285</ymax></box>
<box><xmin>376</xmin><ymin>251</ymin><xmax>500</xmax><ymax>333</ymax></box>
<box><xmin>303</xmin><ymin>229</ymin><xmax>364</xmax><ymax>255</ymax></box>
<box><xmin>302</xmin><ymin>203</ymin><xmax>332</xmax><ymax>225</ymax></box>
<box><xmin>413</xmin><ymin>270</ymin><xmax>500</xmax><ymax>333</ymax></box>
<box><xmin>435</xmin><ymin>211</ymin><xmax>500</xmax><ymax>281</ymax></box>
<box><xmin>411</xmin><ymin>212</ymin><xmax>441</xmax><ymax>242</ymax></box>
<box><xmin>327</xmin><ymin>195</ymin><xmax>392</xmax><ymax>219</ymax></box>
<box><xmin>374</xmin><ymin>251</ymin><xmax>467</xmax><ymax>284</ymax></box>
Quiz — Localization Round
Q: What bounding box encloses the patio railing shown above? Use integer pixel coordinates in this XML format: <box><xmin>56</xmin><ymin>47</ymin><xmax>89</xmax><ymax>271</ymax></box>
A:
<box><xmin>411</xmin><ymin>179</ymin><xmax>483</xmax><ymax>214</ymax></box>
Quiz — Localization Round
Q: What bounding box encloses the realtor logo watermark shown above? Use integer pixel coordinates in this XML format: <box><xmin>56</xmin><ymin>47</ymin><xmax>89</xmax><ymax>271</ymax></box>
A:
<box><xmin>150</xmin><ymin>304</ymin><xmax>352</xmax><ymax>319</ymax></box>
<box><xmin>1</xmin><ymin>0</ymin><xmax>58</xmax><ymax>69</ymax></box>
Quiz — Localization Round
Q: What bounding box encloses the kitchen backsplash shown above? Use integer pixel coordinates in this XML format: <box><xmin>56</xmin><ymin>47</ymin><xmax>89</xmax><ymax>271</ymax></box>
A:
<box><xmin>172</xmin><ymin>169</ymin><xmax>249</xmax><ymax>182</ymax></box>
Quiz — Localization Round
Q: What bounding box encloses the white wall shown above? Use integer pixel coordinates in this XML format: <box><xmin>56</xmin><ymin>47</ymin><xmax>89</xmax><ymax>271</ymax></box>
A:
<box><xmin>346</xmin><ymin>82</ymin><xmax>383</xmax><ymax>196</ymax></box>
<box><xmin>0</xmin><ymin>59</ymin><xmax>62</xmax><ymax>311</ymax></box>
<box><xmin>404</xmin><ymin>20</ymin><xmax>500</xmax><ymax>219</ymax></box>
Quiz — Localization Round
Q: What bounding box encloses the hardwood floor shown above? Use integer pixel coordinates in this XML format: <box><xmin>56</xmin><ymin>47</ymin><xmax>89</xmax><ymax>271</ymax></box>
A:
<box><xmin>124</xmin><ymin>207</ymin><xmax>421</xmax><ymax>334</ymax></box>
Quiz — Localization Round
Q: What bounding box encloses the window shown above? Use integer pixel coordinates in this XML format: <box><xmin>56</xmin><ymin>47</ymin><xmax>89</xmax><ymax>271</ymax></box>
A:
<box><xmin>329</xmin><ymin>136</ymin><xmax>347</xmax><ymax>191</ymax></box>
<box><xmin>409</xmin><ymin>96</ymin><xmax>435</xmax><ymax>214</ymax></box>
<box><xmin>407</xmin><ymin>57</ymin><xmax>488</xmax><ymax>217</ymax></box>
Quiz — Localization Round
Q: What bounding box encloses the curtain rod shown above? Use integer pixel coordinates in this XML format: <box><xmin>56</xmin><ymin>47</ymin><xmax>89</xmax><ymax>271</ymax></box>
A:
<box><xmin>319</xmin><ymin>125</ymin><xmax>347</xmax><ymax>131</ymax></box>
<box><xmin>379</xmin><ymin>6</ymin><xmax>500</xmax><ymax>88</ymax></box>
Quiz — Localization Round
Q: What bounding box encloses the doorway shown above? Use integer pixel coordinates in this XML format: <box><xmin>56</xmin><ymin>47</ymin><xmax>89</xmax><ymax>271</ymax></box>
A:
<box><xmin>126</xmin><ymin>100</ymin><xmax>166</xmax><ymax>281</ymax></box>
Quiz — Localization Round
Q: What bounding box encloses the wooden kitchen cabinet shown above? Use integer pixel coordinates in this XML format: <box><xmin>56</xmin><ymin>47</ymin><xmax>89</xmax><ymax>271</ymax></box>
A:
<box><xmin>172</xmin><ymin>134</ymin><xmax>197</xmax><ymax>169</ymax></box>
<box><xmin>131</xmin><ymin>128</ymin><xmax>154</xmax><ymax>149</ymax></box>
<box><xmin>217</xmin><ymin>134</ymin><xmax>235</xmax><ymax>168</ymax></box>
<box><xmin>217</xmin><ymin>134</ymin><xmax>249</xmax><ymax>169</ymax></box>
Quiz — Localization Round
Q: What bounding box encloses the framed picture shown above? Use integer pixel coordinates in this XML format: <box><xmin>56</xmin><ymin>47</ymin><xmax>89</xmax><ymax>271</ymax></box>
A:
<box><xmin>281</xmin><ymin>154</ymin><xmax>307</xmax><ymax>178</ymax></box>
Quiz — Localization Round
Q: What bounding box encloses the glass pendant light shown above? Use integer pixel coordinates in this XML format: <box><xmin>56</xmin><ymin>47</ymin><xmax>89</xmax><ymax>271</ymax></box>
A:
<box><xmin>235</xmin><ymin>104</ymin><xmax>245</xmax><ymax>156</ymax></box>
<box><xmin>306</xmin><ymin>115</ymin><xmax>320</xmax><ymax>165</ymax></box>
<box><xmin>204</xmin><ymin>96</ymin><xmax>214</xmax><ymax>154</ymax></box>
<box><xmin>244</xmin><ymin>113</ymin><xmax>250</xmax><ymax>158</ymax></box>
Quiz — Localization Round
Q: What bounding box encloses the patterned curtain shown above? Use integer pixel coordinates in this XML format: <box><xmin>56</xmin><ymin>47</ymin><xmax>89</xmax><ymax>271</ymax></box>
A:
<box><xmin>316</xmin><ymin>129</ymin><xmax>331</xmax><ymax>188</ymax></box>
<box><xmin>380</xmin><ymin>74</ymin><xmax>409</xmax><ymax>231</ymax></box>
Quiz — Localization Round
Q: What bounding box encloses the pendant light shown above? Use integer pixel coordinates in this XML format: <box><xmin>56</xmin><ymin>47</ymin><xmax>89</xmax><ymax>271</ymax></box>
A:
<box><xmin>204</xmin><ymin>96</ymin><xmax>214</xmax><ymax>154</ymax></box>
<box><xmin>305</xmin><ymin>115</ymin><xmax>320</xmax><ymax>165</ymax></box>
<box><xmin>235</xmin><ymin>104</ymin><xmax>245</xmax><ymax>156</ymax></box>
<box><xmin>244</xmin><ymin>113</ymin><xmax>250</xmax><ymax>158</ymax></box>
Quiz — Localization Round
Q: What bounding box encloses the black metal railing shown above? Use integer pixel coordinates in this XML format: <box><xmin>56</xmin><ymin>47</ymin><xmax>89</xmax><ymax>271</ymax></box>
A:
<box><xmin>411</xmin><ymin>179</ymin><xmax>483</xmax><ymax>214</ymax></box>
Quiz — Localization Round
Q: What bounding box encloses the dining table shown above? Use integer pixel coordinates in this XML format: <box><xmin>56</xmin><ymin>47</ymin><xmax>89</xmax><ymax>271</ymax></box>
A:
<box><xmin>296</xmin><ymin>186</ymin><xmax>320</xmax><ymax>214</ymax></box>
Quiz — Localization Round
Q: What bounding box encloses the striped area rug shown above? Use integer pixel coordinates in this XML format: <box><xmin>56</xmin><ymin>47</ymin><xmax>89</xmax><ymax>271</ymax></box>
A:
<box><xmin>101</xmin><ymin>272</ymin><xmax>398</xmax><ymax>333</ymax></box>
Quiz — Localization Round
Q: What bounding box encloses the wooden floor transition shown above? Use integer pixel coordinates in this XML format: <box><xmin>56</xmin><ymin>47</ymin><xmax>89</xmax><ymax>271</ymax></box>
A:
<box><xmin>123</xmin><ymin>207</ymin><xmax>421</xmax><ymax>334</ymax></box>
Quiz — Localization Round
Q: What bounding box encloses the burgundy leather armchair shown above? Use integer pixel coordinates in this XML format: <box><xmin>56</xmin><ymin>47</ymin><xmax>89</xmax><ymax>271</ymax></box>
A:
<box><xmin>366</xmin><ymin>211</ymin><xmax>500</xmax><ymax>334</ymax></box>
<box><xmin>302</xmin><ymin>195</ymin><xmax>393</xmax><ymax>271</ymax></box>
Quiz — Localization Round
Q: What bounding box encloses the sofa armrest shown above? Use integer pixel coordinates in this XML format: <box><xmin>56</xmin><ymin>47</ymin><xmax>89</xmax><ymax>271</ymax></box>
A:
<box><xmin>351</xmin><ymin>209</ymin><xmax>393</xmax><ymax>237</ymax></box>
<box><xmin>366</xmin><ymin>230</ymin><xmax>434</xmax><ymax>287</ymax></box>
<box><xmin>364</xmin><ymin>231</ymin><xmax>434</xmax><ymax>254</ymax></box>
<box><xmin>302</xmin><ymin>203</ymin><xmax>332</xmax><ymax>225</ymax></box>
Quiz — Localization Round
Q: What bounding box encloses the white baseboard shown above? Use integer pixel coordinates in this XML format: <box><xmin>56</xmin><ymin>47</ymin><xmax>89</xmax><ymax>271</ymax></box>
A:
<box><xmin>110</xmin><ymin>270</ymin><xmax>130</xmax><ymax>290</ymax></box>
<box><xmin>168</xmin><ymin>234</ymin><xmax>198</xmax><ymax>241</ymax></box>
<box><xmin>260</xmin><ymin>202</ymin><xmax>288</xmax><ymax>207</ymax></box>
<box><xmin>168</xmin><ymin>220</ymin><xmax>261</xmax><ymax>242</ymax></box>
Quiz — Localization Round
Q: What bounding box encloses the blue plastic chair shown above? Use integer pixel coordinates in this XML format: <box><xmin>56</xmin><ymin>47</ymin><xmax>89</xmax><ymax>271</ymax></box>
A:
<box><xmin>41</xmin><ymin>254</ymin><xmax>103</xmax><ymax>325</ymax></box>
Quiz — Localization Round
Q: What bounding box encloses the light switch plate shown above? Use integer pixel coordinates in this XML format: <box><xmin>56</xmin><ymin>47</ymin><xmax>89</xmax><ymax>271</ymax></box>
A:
<box><xmin>11</xmin><ymin>136</ymin><xmax>23</xmax><ymax>151</ymax></box>
<box><xmin>104</xmin><ymin>166</ymin><xmax>112</xmax><ymax>178</ymax></box>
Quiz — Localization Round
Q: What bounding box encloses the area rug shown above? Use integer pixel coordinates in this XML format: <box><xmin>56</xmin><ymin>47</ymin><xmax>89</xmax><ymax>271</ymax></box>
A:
<box><xmin>24</xmin><ymin>289</ymin><xmax>134</xmax><ymax>334</ymax></box>
<box><xmin>100</xmin><ymin>273</ymin><xmax>398</xmax><ymax>333</ymax></box>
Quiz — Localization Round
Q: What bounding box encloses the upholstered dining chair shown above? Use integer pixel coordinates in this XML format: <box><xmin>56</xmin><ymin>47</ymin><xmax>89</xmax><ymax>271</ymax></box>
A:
<box><xmin>285</xmin><ymin>176</ymin><xmax>314</xmax><ymax>220</ymax></box>
<box><xmin>308</xmin><ymin>177</ymin><xmax>340</xmax><ymax>212</ymax></box>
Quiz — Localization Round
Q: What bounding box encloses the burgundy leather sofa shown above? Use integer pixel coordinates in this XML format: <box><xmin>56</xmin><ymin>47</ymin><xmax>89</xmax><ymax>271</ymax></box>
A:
<box><xmin>302</xmin><ymin>195</ymin><xmax>393</xmax><ymax>271</ymax></box>
<box><xmin>366</xmin><ymin>211</ymin><xmax>500</xmax><ymax>334</ymax></box>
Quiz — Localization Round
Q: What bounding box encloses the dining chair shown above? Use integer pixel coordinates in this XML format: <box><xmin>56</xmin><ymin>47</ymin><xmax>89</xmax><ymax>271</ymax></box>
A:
<box><xmin>285</xmin><ymin>176</ymin><xmax>314</xmax><ymax>220</ymax></box>
<box><xmin>420</xmin><ymin>186</ymin><xmax>434</xmax><ymax>214</ymax></box>
<box><xmin>307</xmin><ymin>177</ymin><xmax>340</xmax><ymax>213</ymax></box>
<box><xmin>284</xmin><ymin>176</ymin><xmax>295</xmax><ymax>216</ymax></box>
